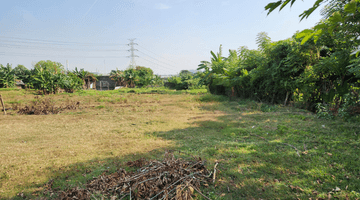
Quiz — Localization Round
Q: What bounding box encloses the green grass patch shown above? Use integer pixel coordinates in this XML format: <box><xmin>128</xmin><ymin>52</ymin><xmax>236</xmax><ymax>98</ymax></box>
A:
<box><xmin>0</xmin><ymin>88</ymin><xmax>21</xmax><ymax>91</ymax></box>
<box><xmin>95</xmin><ymin>105</ymin><xmax>105</xmax><ymax>109</ymax></box>
<box><xmin>198</xmin><ymin>94</ymin><xmax>229</xmax><ymax>102</ymax></box>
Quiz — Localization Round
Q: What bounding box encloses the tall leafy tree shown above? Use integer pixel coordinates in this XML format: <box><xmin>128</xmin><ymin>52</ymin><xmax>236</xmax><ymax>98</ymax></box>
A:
<box><xmin>134</xmin><ymin>66</ymin><xmax>154</xmax><ymax>87</ymax></box>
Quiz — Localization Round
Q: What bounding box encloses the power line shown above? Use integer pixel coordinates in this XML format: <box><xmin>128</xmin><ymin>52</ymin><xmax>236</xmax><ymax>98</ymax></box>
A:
<box><xmin>0</xmin><ymin>36</ymin><xmax>178</xmax><ymax>74</ymax></box>
<box><xmin>0</xmin><ymin>44</ymin><xmax>128</xmax><ymax>52</ymax></box>
<box><xmin>0</xmin><ymin>52</ymin><xmax>128</xmax><ymax>59</ymax></box>
<box><xmin>137</xmin><ymin>44</ymin><xmax>177</xmax><ymax>64</ymax></box>
<box><xmin>138</xmin><ymin>57</ymin><xmax>174</xmax><ymax>74</ymax></box>
<box><xmin>137</xmin><ymin>56</ymin><xmax>175</xmax><ymax>71</ymax></box>
<box><xmin>137</xmin><ymin>50</ymin><xmax>177</xmax><ymax>69</ymax></box>
<box><xmin>0</xmin><ymin>36</ymin><xmax>127</xmax><ymax>46</ymax></box>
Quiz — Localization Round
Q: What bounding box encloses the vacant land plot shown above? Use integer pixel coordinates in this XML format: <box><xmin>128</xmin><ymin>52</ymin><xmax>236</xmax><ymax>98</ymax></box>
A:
<box><xmin>0</xmin><ymin>88</ymin><xmax>359</xmax><ymax>199</ymax></box>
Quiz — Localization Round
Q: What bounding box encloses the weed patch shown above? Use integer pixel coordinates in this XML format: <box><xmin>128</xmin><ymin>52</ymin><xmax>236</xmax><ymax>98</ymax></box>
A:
<box><xmin>17</xmin><ymin>97</ymin><xmax>80</xmax><ymax>115</ymax></box>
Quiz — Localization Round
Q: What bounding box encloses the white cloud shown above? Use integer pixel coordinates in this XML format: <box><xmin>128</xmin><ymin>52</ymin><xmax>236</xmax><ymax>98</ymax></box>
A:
<box><xmin>155</xmin><ymin>3</ymin><xmax>171</xmax><ymax>10</ymax></box>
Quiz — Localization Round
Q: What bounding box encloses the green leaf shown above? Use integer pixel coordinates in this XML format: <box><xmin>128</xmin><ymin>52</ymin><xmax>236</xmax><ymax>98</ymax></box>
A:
<box><xmin>322</xmin><ymin>89</ymin><xmax>335</xmax><ymax>103</ymax></box>
<box><xmin>329</xmin><ymin>11</ymin><xmax>344</xmax><ymax>24</ymax></box>
<box><xmin>344</xmin><ymin>1</ymin><xmax>357</xmax><ymax>13</ymax></box>
<box><xmin>328</xmin><ymin>26</ymin><xmax>334</xmax><ymax>36</ymax></box>
<box><xmin>265</xmin><ymin>1</ymin><xmax>282</xmax><ymax>15</ymax></box>
<box><xmin>299</xmin><ymin>29</ymin><xmax>313</xmax><ymax>35</ymax></box>
<box><xmin>301</xmin><ymin>33</ymin><xmax>314</xmax><ymax>45</ymax></box>
<box><xmin>197</xmin><ymin>65</ymin><xmax>207</xmax><ymax>70</ymax></box>
<box><xmin>198</xmin><ymin>72</ymin><xmax>212</xmax><ymax>85</ymax></box>
<box><xmin>296</xmin><ymin>29</ymin><xmax>313</xmax><ymax>38</ymax></box>
<box><xmin>210</xmin><ymin>51</ymin><xmax>218</xmax><ymax>61</ymax></box>
<box><xmin>279</xmin><ymin>0</ymin><xmax>292</xmax><ymax>11</ymax></box>
<box><xmin>314</xmin><ymin>23</ymin><xmax>327</xmax><ymax>30</ymax></box>
<box><xmin>290</xmin><ymin>0</ymin><xmax>296</xmax><ymax>7</ymax></box>
<box><xmin>313</xmin><ymin>29</ymin><xmax>323</xmax><ymax>44</ymax></box>
<box><xmin>336</xmin><ymin>82</ymin><xmax>350</xmax><ymax>96</ymax></box>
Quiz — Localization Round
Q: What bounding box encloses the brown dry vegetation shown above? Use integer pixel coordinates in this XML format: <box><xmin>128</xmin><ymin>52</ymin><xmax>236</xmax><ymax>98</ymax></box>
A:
<box><xmin>0</xmin><ymin>89</ymin><xmax>222</xmax><ymax>198</ymax></box>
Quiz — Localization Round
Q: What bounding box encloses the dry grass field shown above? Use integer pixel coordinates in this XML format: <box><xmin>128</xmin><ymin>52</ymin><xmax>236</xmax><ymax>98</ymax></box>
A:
<box><xmin>0</xmin><ymin>89</ymin><xmax>216</xmax><ymax>198</ymax></box>
<box><xmin>0</xmin><ymin>88</ymin><xmax>359</xmax><ymax>199</ymax></box>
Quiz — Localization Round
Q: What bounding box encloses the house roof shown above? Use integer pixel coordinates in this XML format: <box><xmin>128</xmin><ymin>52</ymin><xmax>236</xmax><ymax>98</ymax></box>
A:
<box><xmin>15</xmin><ymin>80</ymin><xmax>25</xmax><ymax>85</ymax></box>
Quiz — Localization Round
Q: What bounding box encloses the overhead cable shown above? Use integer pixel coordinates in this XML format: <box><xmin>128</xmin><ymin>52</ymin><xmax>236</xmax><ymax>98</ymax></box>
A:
<box><xmin>0</xmin><ymin>36</ymin><xmax>127</xmax><ymax>46</ymax></box>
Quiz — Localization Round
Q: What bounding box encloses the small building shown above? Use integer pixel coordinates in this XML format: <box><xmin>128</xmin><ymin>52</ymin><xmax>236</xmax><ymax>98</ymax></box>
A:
<box><xmin>96</xmin><ymin>76</ymin><xmax>116</xmax><ymax>90</ymax></box>
<box><xmin>15</xmin><ymin>80</ymin><xmax>25</xmax><ymax>89</ymax></box>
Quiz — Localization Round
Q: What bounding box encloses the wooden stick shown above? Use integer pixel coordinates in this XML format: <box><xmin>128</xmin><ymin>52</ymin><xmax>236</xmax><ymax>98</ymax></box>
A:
<box><xmin>284</xmin><ymin>91</ymin><xmax>289</xmax><ymax>106</ymax></box>
<box><xmin>189</xmin><ymin>184</ymin><xmax>212</xmax><ymax>200</ymax></box>
<box><xmin>213</xmin><ymin>162</ymin><xmax>218</xmax><ymax>183</ymax></box>
<box><xmin>0</xmin><ymin>95</ymin><xmax>6</xmax><ymax>115</ymax></box>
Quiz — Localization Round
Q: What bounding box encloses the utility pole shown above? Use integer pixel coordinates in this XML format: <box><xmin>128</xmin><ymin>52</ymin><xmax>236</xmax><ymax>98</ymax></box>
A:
<box><xmin>104</xmin><ymin>60</ymin><xmax>106</xmax><ymax>75</ymax></box>
<box><xmin>127</xmin><ymin>38</ymin><xmax>138</xmax><ymax>69</ymax></box>
<box><xmin>66</xmin><ymin>60</ymin><xmax>69</xmax><ymax>71</ymax></box>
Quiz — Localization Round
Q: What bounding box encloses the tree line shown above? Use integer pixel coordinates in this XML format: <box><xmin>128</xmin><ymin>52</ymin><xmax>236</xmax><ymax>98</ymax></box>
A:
<box><xmin>0</xmin><ymin>61</ymin><xmax>166</xmax><ymax>93</ymax></box>
<box><xmin>0</xmin><ymin>60</ymin><xmax>97</xmax><ymax>94</ymax></box>
<box><xmin>196</xmin><ymin>0</ymin><xmax>360</xmax><ymax>120</ymax></box>
<box><xmin>109</xmin><ymin>66</ymin><xmax>163</xmax><ymax>88</ymax></box>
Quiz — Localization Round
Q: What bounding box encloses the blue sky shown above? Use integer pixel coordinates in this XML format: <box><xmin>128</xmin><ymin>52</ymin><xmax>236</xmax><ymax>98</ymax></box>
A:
<box><xmin>0</xmin><ymin>0</ymin><xmax>324</xmax><ymax>75</ymax></box>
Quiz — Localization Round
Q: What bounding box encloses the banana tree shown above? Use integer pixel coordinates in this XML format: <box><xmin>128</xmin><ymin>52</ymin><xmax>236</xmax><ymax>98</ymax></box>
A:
<box><xmin>73</xmin><ymin>67</ymin><xmax>88</xmax><ymax>88</ymax></box>
<box><xmin>59</xmin><ymin>72</ymin><xmax>83</xmax><ymax>93</ymax></box>
<box><xmin>124</xmin><ymin>69</ymin><xmax>136</xmax><ymax>88</ymax></box>
<box><xmin>0</xmin><ymin>64</ymin><xmax>16</xmax><ymax>88</ymax></box>
<box><xmin>29</xmin><ymin>60</ymin><xmax>66</xmax><ymax>94</ymax></box>
<box><xmin>110</xmin><ymin>69</ymin><xmax>126</xmax><ymax>86</ymax></box>
<box><xmin>151</xmin><ymin>74</ymin><xmax>163</xmax><ymax>86</ymax></box>
<box><xmin>197</xmin><ymin>45</ymin><xmax>226</xmax><ymax>86</ymax></box>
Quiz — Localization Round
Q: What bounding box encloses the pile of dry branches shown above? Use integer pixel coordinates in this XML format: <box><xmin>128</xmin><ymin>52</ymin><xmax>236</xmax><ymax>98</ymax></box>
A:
<box><xmin>57</xmin><ymin>153</ymin><xmax>212</xmax><ymax>200</ymax></box>
<box><xmin>17</xmin><ymin>97</ymin><xmax>80</xmax><ymax>115</ymax></box>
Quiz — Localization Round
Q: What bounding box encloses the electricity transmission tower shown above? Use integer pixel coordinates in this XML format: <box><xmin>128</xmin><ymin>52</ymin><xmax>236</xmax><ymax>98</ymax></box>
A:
<box><xmin>127</xmin><ymin>38</ymin><xmax>138</xmax><ymax>69</ymax></box>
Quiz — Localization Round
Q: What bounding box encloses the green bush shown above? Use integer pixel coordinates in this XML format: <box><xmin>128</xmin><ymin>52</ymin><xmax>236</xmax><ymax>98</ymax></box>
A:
<box><xmin>166</xmin><ymin>70</ymin><xmax>202</xmax><ymax>90</ymax></box>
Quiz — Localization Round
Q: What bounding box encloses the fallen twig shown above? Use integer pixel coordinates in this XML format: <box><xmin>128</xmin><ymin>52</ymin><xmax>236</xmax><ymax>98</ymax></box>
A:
<box><xmin>213</xmin><ymin>163</ymin><xmax>218</xmax><ymax>183</ymax></box>
<box><xmin>281</xmin><ymin>143</ymin><xmax>301</xmax><ymax>157</ymax></box>
<box><xmin>190</xmin><ymin>184</ymin><xmax>212</xmax><ymax>200</ymax></box>
<box><xmin>90</xmin><ymin>192</ymin><xmax>98</xmax><ymax>200</ymax></box>
<box><xmin>150</xmin><ymin>172</ymin><xmax>201</xmax><ymax>200</ymax></box>
<box><xmin>56</xmin><ymin>153</ymin><xmax>211</xmax><ymax>200</ymax></box>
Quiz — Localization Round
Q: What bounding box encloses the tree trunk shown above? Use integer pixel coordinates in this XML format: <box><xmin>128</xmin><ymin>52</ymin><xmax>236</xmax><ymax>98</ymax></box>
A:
<box><xmin>284</xmin><ymin>91</ymin><xmax>289</xmax><ymax>106</ymax></box>
<box><xmin>271</xmin><ymin>93</ymin><xmax>275</xmax><ymax>104</ymax></box>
